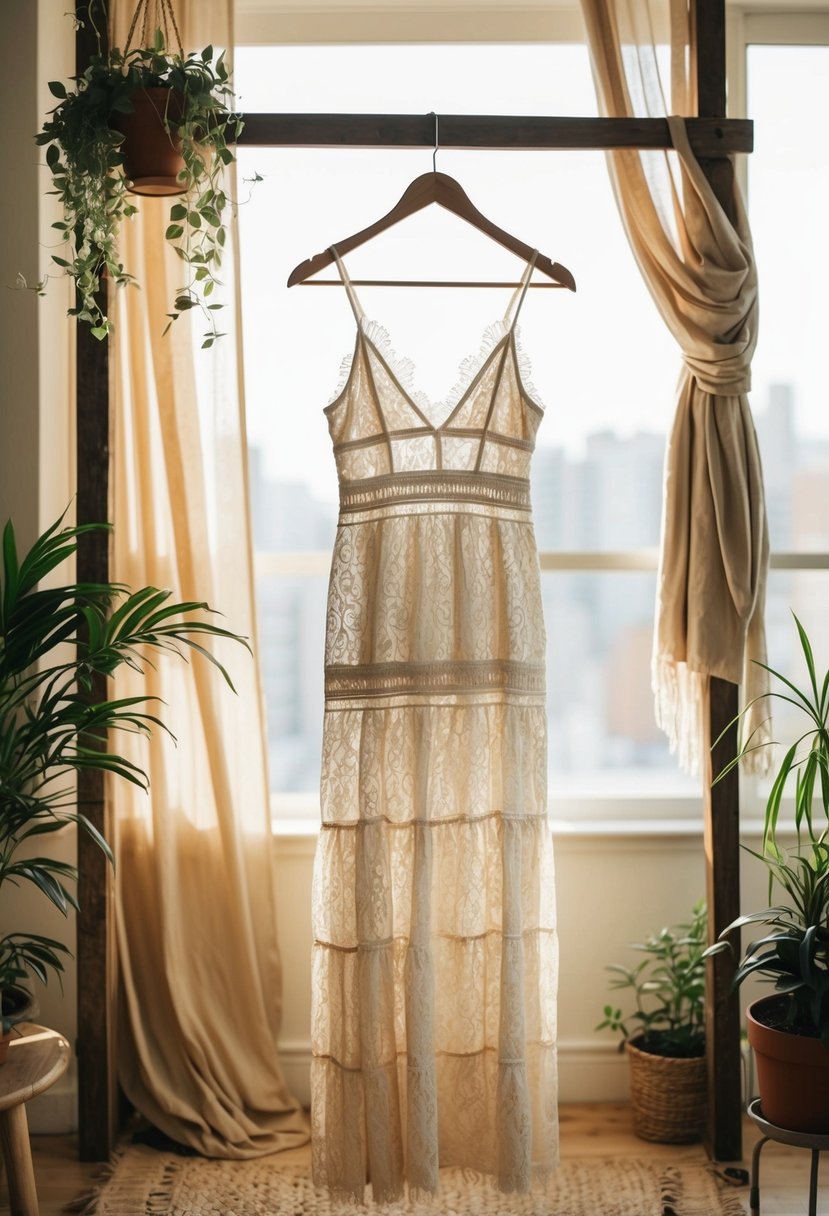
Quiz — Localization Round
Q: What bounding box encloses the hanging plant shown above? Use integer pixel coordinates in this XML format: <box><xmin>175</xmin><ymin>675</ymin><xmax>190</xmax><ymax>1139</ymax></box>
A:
<box><xmin>36</xmin><ymin>7</ymin><xmax>247</xmax><ymax>347</ymax></box>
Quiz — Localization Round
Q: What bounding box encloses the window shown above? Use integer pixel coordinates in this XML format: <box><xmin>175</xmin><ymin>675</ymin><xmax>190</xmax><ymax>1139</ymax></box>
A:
<box><xmin>235</xmin><ymin>10</ymin><xmax>829</xmax><ymax>825</ymax></box>
<box><xmin>743</xmin><ymin>27</ymin><xmax>829</xmax><ymax>769</ymax></box>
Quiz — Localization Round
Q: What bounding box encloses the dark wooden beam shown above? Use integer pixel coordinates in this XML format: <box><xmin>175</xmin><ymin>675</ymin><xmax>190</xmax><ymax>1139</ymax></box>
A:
<box><xmin>235</xmin><ymin>113</ymin><xmax>752</xmax><ymax>156</ymax></box>
<box><xmin>75</xmin><ymin>0</ymin><xmax>118</xmax><ymax>1163</ymax></box>
<box><xmin>703</xmin><ymin>677</ymin><xmax>743</xmax><ymax>1162</ymax></box>
<box><xmin>691</xmin><ymin>3</ymin><xmax>727</xmax><ymax>118</ymax></box>
<box><xmin>693</xmin><ymin>0</ymin><xmax>743</xmax><ymax>1165</ymax></box>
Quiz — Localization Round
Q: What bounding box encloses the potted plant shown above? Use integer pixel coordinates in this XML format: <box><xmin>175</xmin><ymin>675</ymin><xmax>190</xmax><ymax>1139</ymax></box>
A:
<box><xmin>36</xmin><ymin>24</ymin><xmax>244</xmax><ymax>347</ymax></box>
<box><xmin>0</xmin><ymin>512</ymin><xmax>245</xmax><ymax>1060</ymax></box>
<box><xmin>708</xmin><ymin>615</ymin><xmax>829</xmax><ymax>1133</ymax></box>
<box><xmin>597</xmin><ymin>899</ymin><xmax>707</xmax><ymax>1142</ymax></box>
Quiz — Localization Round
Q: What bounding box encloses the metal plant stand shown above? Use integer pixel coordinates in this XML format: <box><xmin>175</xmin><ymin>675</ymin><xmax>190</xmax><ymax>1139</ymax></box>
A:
<box><xmin>748</xmin><ymin>1099</ymin><xmax>829</xmax><ymax>1216</ymax></box>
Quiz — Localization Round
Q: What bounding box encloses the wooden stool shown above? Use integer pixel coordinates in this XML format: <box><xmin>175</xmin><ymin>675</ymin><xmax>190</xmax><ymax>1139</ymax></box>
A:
<box><xmin>748</xmin><ymin>1098</ymin><xmax>829</xmax><ymax>1216</ymax></box>
<box><xmin>0</xmin><ymin>1023</ymin><xmax>70</xmax><ymax>1216</ymax></box>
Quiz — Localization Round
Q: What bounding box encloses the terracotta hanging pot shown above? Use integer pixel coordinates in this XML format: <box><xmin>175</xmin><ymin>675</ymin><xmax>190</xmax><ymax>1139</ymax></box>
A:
<box><xmin>114</xmin><ymin>86</ymin><xmax>185</xmax><ymax>196</ymax></box>
<box><xmin>748</xmin><ymin>994</ymin><xmax>829</xmax><ymax>1133</ymax></box>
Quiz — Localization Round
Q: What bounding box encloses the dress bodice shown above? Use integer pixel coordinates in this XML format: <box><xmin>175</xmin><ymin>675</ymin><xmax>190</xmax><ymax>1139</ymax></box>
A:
<box><xmin>324</xmin><ymin>250</ymin><xmax>545</xmax><ymax>505</ymax></box>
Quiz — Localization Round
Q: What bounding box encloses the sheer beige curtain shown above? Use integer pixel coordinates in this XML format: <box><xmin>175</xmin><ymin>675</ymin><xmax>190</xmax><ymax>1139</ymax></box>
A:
<box><xmin>580</xmin><ymin>0</ymin><xmax>770</xmax><ymax>774</ymax></box>
<box><xmin>108</xmin><ymin>0</ymin><xmax>308</xmax><ymax>1156</ymax></box>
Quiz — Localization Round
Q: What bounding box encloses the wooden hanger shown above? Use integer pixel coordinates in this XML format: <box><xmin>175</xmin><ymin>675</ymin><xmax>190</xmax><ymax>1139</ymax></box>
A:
<box><xmin>287</xmin><ymin>170</ymin><xmax>576</xmax><ymax>292</ymax></box>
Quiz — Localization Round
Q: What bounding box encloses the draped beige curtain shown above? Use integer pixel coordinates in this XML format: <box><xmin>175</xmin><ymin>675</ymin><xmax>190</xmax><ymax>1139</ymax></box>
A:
<box><xmin>109</xmin><ymin>0</ymin><xmax>309</xmax><ymax>1156</ymax></box>
<box><xmin>580</xmin><ymin>0</ymin><xmax>771</xmax><ymax>774</ymax></box>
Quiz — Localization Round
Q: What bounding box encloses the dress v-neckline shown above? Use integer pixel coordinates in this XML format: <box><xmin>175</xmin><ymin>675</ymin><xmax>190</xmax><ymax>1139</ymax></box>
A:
<box><xmin>359</xmin><ymin>320</ymin><xmax>513</xmax><ymax>433</ymax></box>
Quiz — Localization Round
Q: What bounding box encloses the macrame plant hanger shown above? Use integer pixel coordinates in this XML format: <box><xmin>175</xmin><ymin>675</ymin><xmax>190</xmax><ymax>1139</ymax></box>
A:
<box><xmin>119</xmin><ymin>0</ymin><xmax>187</xmax><ymax>196</ymax></box>
<box><xmin>124</xmin><ymin>0</ymin><xmax>183</xmax><ymax>56</ymax></box>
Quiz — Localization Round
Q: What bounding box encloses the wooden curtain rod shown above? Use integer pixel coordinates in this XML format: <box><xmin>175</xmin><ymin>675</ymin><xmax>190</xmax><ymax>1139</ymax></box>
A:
<box><xmin>233</xmin><ymin>114</ymin><xmax>752</xmax><ymax>156</ymax></box>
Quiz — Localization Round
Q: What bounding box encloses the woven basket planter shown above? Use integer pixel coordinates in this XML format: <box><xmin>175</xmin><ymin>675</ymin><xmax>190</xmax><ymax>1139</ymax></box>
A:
<box><xmin>626</xmin><ymin>1038</ymin><xmax>707</xmax><ymax>1143</ymax></box>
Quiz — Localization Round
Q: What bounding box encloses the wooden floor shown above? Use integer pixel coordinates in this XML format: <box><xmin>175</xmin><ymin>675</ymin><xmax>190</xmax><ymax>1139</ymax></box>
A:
<box><xmin>2</xmin><ymin>1104</ymin><xmax>827</xmax><ymax>1214</ymax></box>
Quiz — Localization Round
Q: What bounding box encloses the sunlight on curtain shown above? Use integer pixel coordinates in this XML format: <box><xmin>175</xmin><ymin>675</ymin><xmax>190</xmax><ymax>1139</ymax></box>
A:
<box><xmin>108</xmin><ymin>0</ymin><xmax>309</xmax><ymax>1156</ymax></box>
<box><xmin>580</xmin><ymin>0</ymin><xmax>771</xmax><ymax>775</ymax></box>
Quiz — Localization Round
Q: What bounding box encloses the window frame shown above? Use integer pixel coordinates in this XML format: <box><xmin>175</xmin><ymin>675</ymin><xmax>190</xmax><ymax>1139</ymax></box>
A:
<box><xmin>236</xmin><ymin>2</ymin><xmax>829</xmax><ymax>831</ymax></box>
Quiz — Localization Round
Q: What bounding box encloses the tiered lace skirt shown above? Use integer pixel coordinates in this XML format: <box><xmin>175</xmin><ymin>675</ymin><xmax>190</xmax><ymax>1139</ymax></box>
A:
<box><xmin>311</xmin><ymin>480</ymin><xmax>559</xmax><ymax>1201</ymax></box>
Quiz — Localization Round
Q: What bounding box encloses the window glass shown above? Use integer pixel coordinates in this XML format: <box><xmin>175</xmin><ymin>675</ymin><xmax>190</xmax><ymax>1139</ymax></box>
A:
<box><xmin>236</xmin><ymin>45</ymin><xmax>688</xmax><ymax>803</ymax></box>
<box><xmin>748</xmin><ymin>44</ymin><xmax>829</xmax><ymax>552</ymax></box>
<box><xmin>741</xmin><ymin>43</ymin><xmax>829</xmax><ymax>801</ymax></box>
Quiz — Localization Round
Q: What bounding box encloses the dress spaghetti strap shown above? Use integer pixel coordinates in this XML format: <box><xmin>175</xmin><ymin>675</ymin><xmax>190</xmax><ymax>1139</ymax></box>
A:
<box><xmin>331</xmin><ymin>246</ymin><xmax>365</xmax><ymax>325</ymax></box>
<box><xmin>503</xmin><ymin>250</ymin><xmax>539</xmax><ymax>330</ymax></box>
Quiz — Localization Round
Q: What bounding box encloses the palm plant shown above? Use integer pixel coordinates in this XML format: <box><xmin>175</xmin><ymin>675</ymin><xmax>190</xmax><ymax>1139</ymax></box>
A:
<box><xmin>0</xmin><ymin>513</ymin><xmax>245</xmax><ymax>1030</ymax></box>
<box><xmin>708</xmin><ymin>615</ymin><xmax>829</xmax><ymax>1047</ymax></box>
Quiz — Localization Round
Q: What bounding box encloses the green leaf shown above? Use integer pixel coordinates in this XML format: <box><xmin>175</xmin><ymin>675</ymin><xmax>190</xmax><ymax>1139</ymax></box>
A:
<box><xmin>75</xmin><ymin>814</ymin><xmax>114</xmax><ymax>867</ymax></box>
<box><xmin>169</xmin><ymin>204</ymin><xmax>187</xmax><ymax>221</ymax></box>
<box><xmin>47</xmin><ymin>80</ymin><xmax>67</xmax><ymax>99</ymax></box>
<box><xmin>165</xmin><ymin>224</ymin><xmax>184</xmax><ymax>241</ymax></box>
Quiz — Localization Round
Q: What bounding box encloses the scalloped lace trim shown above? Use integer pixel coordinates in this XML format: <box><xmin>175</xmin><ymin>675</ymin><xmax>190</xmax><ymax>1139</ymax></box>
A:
<box><xmin>512</xmin><ymin>325</ymin><xmax>542</xmax><ymax>410</ymax></box>
<box><xmin>328</xmin><ymin>318</ymin><xmax>544</xmax><ymax>416</ymax></box>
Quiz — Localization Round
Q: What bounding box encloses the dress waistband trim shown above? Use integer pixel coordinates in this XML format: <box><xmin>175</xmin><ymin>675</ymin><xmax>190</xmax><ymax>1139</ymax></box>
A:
<box><xmin>325</xmin><ymin>658</ymin><xmax>545</xmax><ymax>700</ymax></box>
<box><xmin>338</xmin><ymin>470</ymin><xmax>532</xmax><ymax>513</ymax></box>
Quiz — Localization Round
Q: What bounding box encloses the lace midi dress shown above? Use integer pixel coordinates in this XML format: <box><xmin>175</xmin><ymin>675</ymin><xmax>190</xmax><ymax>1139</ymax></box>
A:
<box><xmin>311</xmin><ymin>250</ymin><xmax>558</xmax><ymax>1201</ymax></box>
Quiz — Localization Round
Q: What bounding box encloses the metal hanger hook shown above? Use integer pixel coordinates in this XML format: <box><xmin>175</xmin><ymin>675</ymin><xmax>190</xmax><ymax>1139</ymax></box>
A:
<box><xmin>430</xmin><ymin>112</ymin><xmax>439</xmax><ymax>172</ymax></box>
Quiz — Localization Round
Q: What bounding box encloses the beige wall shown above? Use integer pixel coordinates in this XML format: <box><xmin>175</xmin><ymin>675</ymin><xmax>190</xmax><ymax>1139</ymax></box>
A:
<box><xmin>2</xmin><ymin>1</ymin><xmax>76</xmax><ymax>1133</ymax></box>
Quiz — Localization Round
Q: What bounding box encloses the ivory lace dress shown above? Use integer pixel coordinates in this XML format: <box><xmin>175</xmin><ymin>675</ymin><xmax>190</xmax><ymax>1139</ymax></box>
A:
<box><xmin>311</xmin><ymin>250</ymin><xmax>558</xmax><ymax>1201</ymax></box>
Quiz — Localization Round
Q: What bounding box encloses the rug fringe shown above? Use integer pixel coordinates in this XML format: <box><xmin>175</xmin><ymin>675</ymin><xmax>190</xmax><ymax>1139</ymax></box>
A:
<box><xmin>78</xmin><ymin>1149</ymin><xmax>750</xmax><ymax>1215</ymax></box>
<box><xmin>659</xmin><ymin>1161</ymin><xmax>748</xmax><ymax>1216</ymax></box>
<box><xmin>62</xmin><ymin>1187</ymin><xmax>100</xmax><ymax>1215</ymax></box>
<box><xmin>62</xmin><ymin>1144</ymin><xmax>125</xmax><ymax>1214</ymax></box>
<box><xmin>145</xmin><ymin>1158</ymin><xmax>183</xmax><ymax>1215</ymax></box>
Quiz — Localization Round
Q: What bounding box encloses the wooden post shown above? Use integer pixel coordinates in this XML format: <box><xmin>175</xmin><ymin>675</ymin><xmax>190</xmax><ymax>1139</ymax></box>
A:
<box><xmin>692</xmin><ymin>0</ymin><xmax>744</xmax><ymax>1163</ymax></box>
<box><xmin>75</xmin><ymin>0</ymin><xmax>119</xmax><ymax>1162</ymax></box>
<box><xmin>703</xmin><ymin>678</ymin><xmax>743</xmax><ymax>1161</ymax></box>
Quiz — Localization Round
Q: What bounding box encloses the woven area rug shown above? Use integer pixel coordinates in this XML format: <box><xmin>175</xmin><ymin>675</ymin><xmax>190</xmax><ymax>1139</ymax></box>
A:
<box><xmin>79</xmin><ymin>1147</ymin><xmax>748</xmax><ymax>1215</ymax></box>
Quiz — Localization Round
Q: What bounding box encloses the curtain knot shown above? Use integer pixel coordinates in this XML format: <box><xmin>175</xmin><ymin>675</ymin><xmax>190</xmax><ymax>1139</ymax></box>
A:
<box><xmin>681</xmin><ymin>356</ymin><xmax>752</xmax><ymax>398</ymax></box>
